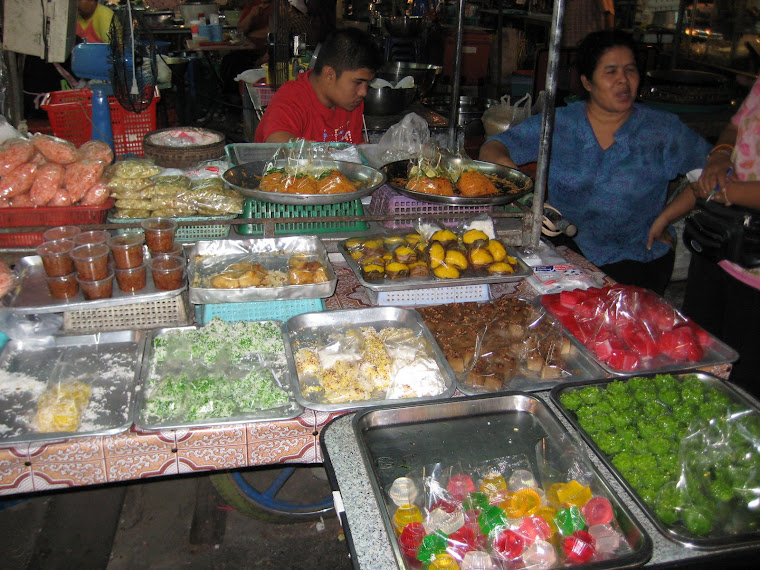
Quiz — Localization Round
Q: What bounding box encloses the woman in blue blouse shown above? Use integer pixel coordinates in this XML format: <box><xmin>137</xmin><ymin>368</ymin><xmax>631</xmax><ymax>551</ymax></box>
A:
<box><xmin>480</xmin><ymin>30</ymin><xmax>711</xmax><ymax>294</ymax></box>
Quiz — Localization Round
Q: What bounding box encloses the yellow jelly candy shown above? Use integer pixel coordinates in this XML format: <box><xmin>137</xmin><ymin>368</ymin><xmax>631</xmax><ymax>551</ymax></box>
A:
<box><xmin>502</xmin><ymin>488</ymin><xmax>542</xmax><ymax>517</ymax></box>
<box><xmin>429</xmin><ymin>553</ymin><xmax>460</xmax><ymax>569</ymax></box>
<box><xmin>556</xmin><ymin>480</ymin><xmax>592</xmax><ymax>507</ymax></box>
<box><xmin>547</xmin><ymin>482</ymin><xmax>564</xmax><ymax>506</ymax></box>
<box><xmin>537</xmin><ymin>506</ymin><xmax>559</xmax><ymax>535</ymax></box>
<box><xmin>393</xmin><ymin>503</ymin><xmax>422</xmax><ymax>534</ymax></box>
<box><xmin>479</xmin><ymin>473</ymin><xmax>507</xmax><ymax>500</ymax></box>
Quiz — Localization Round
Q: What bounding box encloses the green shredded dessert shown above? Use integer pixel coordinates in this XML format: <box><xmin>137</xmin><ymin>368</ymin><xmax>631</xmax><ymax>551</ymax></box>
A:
<box><xmin>144</xmin><ymin>318</ymin><xmax>290</xmax><ymax>423</ymax></box>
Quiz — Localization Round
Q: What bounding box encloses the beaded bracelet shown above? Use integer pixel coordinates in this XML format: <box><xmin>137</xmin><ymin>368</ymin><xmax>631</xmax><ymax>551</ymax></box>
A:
<box><xmin>708</xmin><ymin>143</ymin><xmax>734</xmax><ymax>157</ymax></box>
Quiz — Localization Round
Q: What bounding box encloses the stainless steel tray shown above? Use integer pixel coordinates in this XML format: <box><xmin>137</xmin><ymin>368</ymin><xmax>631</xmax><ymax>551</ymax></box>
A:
<box><xmin>223</xmin><ymin>159</ymin><xmax>386</xmax><ymax>205</ymax></box>
<box><xmin>551</xmin><ymin>372</ymin><xmax>760</xmax><ymax>550</ymax></box>
<box><xmin>0</xmin><ymin>330</ymin><xmax>146</xmax><ymax>444</ymax></box>
<box><xmin>352</xmin><ymin>393</ymin><xmax>652</xmax><ymax>569</ymax></box>
<box><xmin>188</xmin><ymin>237</ymin><xmax>337</xmax><ymax>304</ymax></box>
<box><xmin>282</xmin><ymin>307</ymin><xmax>456</xmax><ymax>412</ymax></box>
<box><xmin>2</xmin><ymin>255</ymin><xmax>186</xmax><ymax>315</ymax></box>
<box><xmin>381</xmin><ymin>158</ymin><xmax>534</xmax><ymax>206</ymax></box>
<box><xmin>338</xmin><ymin>237</ymin><xmax>532</xmax><ymax>292</ymax></box>
<box><xmin>136</xmin><ymin>324</ymin><xmax>302</xmax><ymax>430</ymax></box>
<box><xmin>539</xmin><ymin>296</ymin><xmax>739</xmax><ymax>376</ymax></box>
<box><xmin>457</xmin><ymin>330</ymin><xmax>607</xmax><ymax>395</ymax></box>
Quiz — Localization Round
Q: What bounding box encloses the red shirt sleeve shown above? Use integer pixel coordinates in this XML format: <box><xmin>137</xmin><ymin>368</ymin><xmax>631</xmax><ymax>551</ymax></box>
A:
<box><xmin>254</xmin><ymin>84</ymin><xmax>307</xmax><ymax>142</ymax></box>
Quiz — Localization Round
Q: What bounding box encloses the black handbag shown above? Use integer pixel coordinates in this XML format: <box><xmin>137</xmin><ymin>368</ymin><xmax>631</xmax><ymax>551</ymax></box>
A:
<box><xmin>683</xmin><ymin>199</ymin><xmax>760</xmax><ymax>268</ymax></box>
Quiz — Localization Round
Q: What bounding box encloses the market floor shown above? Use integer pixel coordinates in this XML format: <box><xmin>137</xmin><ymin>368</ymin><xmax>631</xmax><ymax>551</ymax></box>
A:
<box><xmin>0</xmin><ymin>469</ymin><xmax>352</xmax><ymax>569</ymax></box>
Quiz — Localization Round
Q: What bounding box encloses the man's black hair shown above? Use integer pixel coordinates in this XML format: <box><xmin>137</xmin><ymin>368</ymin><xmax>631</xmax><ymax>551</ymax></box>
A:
<box><xmin>313</xmin><ymin>28</ymin><xmax>383</xmax><ymax>77</ymax></box>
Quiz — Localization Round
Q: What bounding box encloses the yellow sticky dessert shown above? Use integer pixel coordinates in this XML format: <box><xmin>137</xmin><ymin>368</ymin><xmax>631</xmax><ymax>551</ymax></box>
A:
<box><xmin>35</xmin><ymin>380</ymin><xmax>92</xmax><ymax>433</ymax></box>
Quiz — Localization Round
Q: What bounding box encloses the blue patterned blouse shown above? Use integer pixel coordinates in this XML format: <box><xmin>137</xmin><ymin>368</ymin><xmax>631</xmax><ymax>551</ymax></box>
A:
<box><xmin>490</xmin><ymin>101</ymin><xmax>712</xmax><ymax>266</ymax></box>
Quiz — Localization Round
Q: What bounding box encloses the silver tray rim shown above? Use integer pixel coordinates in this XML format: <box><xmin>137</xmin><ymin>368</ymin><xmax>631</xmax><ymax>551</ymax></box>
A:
<box><xmin>350</xmin><ymin>391</ymin><xmax>654</xmax><ymax>569</ymax></box>
<box><xmin>550</xmin><ymin>371</ymin><xmax>760</xmax><ymax>550</ymax></box>
<box><xmin>222</xmin><ymin>159</ymin><xmax>386</xmax><ymax>205</ymax></box>
<box><xmin>2</xmin><ymin>255</ymin><xmax>186</xmax><ymax>315</ymax></box>
<box><xmin>281</xmin><ymin>306</ymin><xmax>457</xmax><ymax>412</ymax></box>
<box><xmin>538</xmin><ymin>295</ymin><xmax>740</xmax><ymax>376</ymax></box>
<box><xmin>0</xmin><ymin>330</ymin><xmax>147</xmax><ymax>445</ymax></box>
<box><xmin>381</xmin><ymin>158</ymin><xmax>534</xmax><ymax>206</ymax></box>
<box><xmin>187</xmin><ymin>236</ymin><xmax>337</xmax><ymax>304</ymax></box>
<box><xmin>338</xmin><ymin>236</ymin><xmax>532</xmax><ymax>292</ymax></box>
<box><xmin>135</xmin><ymin>325</ymin><xmax>303</xmax><ymax>431</ymax></box>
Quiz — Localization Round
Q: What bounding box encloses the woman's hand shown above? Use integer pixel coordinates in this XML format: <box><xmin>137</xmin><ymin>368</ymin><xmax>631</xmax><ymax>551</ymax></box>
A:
<box><xmin>647</xmin><ymin>214</ymin><xmax>674</xmax><ymax>250</ymax></box>
<box><xmin>696</xmin><ymin>152</ymin><xmax>733</xmax><ymax>195</ymax></box>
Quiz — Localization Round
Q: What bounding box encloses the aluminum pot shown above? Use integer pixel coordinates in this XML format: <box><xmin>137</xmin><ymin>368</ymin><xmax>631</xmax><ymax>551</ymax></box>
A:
<box><xmin>422</xmin><ymin>96</ymin><xmax>497</xmax><ymax>127</ymax></box>
<box><xmin>376</xmin><ymin>62</ymin><xmax>442</xmax><ymax>98</ymax></box>
<box><xmin>363</xmin><ymin>86</ymin><xmax>416</xmax><ymax>116</ymax></box>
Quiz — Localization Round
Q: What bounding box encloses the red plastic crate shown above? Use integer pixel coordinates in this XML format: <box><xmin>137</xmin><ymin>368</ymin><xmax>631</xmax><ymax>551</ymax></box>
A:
<box><xmin>41</xmin><ymin>89</ymin><xmax>158</xmax><ymax>158</ymax></box>
<box><xmin>0</xmin><ymin>200</ymin><xmax>115</xmax><ymax>246</ymax></box>
<box><xmin>367</xmin><ymin>184</ymin><xmax>494</xmax><ymax>230</ymax></box>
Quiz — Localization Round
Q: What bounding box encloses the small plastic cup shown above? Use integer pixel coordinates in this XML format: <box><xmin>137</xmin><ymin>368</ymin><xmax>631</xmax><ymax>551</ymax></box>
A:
<box><xmin>73</xmin><ymin>230</ymin><xmax>111</xmax><ymax>247</ymax></box>
<box><xmin>149</xmin><ymin>241</ymin><xmax>183</xmax><ymax>258</ymax></box>
<box><xmin>43</xmin><ymin>225</ymin><xmax>81</xmax><ymax>242</ymax></box>
<box><xmin>141</xmin><ymin>218</ymin><xmax>178</xmax><ymax>253</ymax></box>
<box><xmin>36</xmin><ymin>239</ymin><xmax>75</xmax><ymax>277</ymax></box>
<box><xmin>71</xmin><ymin>243</ymin><xmax>110</xmax><ymax>281</ymax></box>
<box><xmin>76</xmin><ymin>269</ymin><xmax>114</xmax><ymax>300</ymax></box>
<box><xmin>45</xmin><ymin>272</ymin><xmax>79</xmax><ymax>299</ymax></box>
<box><xmin>108</xmin><ymin>233</ymin><xmax>145</xmax><ymax>270</ymax></box>
<box><xmin>115</xmin><ymin>263</ymin><xmax>147</xmax><ymax>292</ymax></box>
<box><xmin>147</xmin><ymin>254</ymin><xmax>185</xmax><ymax>291</ymax></box>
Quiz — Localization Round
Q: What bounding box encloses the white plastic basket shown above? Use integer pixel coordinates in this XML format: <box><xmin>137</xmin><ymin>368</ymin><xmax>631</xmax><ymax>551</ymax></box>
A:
<box><xmin>367</xmin><ymin>284</ymin><xmax>491</xmax><ymax>307</ymax></box>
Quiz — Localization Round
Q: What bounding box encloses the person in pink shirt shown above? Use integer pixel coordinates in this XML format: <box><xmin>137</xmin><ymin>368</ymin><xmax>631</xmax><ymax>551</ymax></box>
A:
<box><xmin>254</xmin><ymin>28</ymin><xmax>382</xmax><ymax>143</ymax></box>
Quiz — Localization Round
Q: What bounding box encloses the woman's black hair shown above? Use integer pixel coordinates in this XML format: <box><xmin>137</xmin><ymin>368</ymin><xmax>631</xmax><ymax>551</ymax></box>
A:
<box><xmin>576</xmin><ymin>30</ymin><xmax>639</xmax><ymax>81</ymax></box>
<box><xmin>313</xmin><ymin>28</ymin><xmax>383</xmax><ymax>77</ymax></box>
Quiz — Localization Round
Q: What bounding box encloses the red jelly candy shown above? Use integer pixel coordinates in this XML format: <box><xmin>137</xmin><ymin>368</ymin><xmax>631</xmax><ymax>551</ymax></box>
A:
<box><xmin>563</xmin><ymin>530</ymin><xmax>596</xmax><ymax>564</ymax></box>
<box><xmin>447</xmin><ymin>474</ymin><xmax>476</xmax><ymax>502</ymax></box>
<box><xmin>517</xmin><ymin>514</ymin><xmax>552</xmax><ymax>545</ymax></box>
<box><xmin>493</xmin><ymin>529</ymin><xmax>524</xmax><ymax>560</ymax></box>
<box><xmin>399</xmin><ymin>522</ymin><xmax>426</xmax><ymax>558</ymax></box>
<box><xmin>582</xmin><ymin>496</ymin><xmax>614</xmax><ymax>526</ymax></box>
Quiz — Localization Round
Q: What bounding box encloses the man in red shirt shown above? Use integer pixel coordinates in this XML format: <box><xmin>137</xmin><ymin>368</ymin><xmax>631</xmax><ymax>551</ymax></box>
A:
<box><xmin>255</xmin><ymin>28</ymin><xmax>383</xmax><ymax>144</ymax></box>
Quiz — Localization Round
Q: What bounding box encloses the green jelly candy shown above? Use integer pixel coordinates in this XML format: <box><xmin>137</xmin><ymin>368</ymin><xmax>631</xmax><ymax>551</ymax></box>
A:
<box><xmin>555</xmin><ymin>506</ymin><xmax>586</xmax><ymax>536</ymax></box>
<box><xmin>478</xmin><ymin>505</ymin><xmax>509</xmax><ymax>535</ymax></box>
<box><xmin>683</xmin><ymin>505</ymin><xmax>713</xmax><ymax>536</ymax></box>
<box><xmin>464</xmin><ymin>491</ymin><xmax>490</xmax><ymax>511</ymax></box>
<box><xmin>416</xmin><ymin>532</ymin><xmax>448</xmax><ymax>563</ymax></box>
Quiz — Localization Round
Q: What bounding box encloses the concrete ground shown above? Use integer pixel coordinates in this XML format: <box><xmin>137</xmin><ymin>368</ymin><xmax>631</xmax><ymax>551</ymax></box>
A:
<box><xmin>0</xmin><ymin>469</ymin><xmax>352</xmax><ymax>569</ymax></box>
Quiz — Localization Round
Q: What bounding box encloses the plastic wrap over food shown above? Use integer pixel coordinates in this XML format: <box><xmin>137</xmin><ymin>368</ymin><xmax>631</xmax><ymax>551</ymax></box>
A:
<box><xmin>259</xmin><ymin>139</ymin><xmax>362</xmax><ymax>195</ymax></box>
<box><xmin>0</xmin><ymin>138</ymin><xmax>36</xmax><ymax>176</ymax></box>
<box><xmin>146</xmin><ymin>128</ymin><xmax>224</xmax><ymax>148</ymax></box>
<box><xmin>78</xmin><ymin>140</ymin><xmax>114</xmax><ymax>164</ymax></box>
<box><xmin>31</xmin><ymin>134</ymin><xmax>79</xmax><ymax>164</ymax></box>
<box><xmin>142</xmin><ymin>319</ymin><xmax>298</xmax><ymax>426</ymax></box>
<box><xmin>0</xmin><ymin>259</ymin><xmax>17</xmax><ymax>298</ymax></box>
<box><xmin>541</xmin><ymin>285</ymin><xmax>727</xmax><ymax>374</ymax></box>
<box><xmin>292</xmin><ymin>324</ymin><xmax>446</xmax><ymax>404</ymax></box>
<box><xmin>418</xmin><ymin>298</ymin><xmax>574</xmax><ymax>392</ymax></box>
<box><xmin>385</xmin><ymin>446</ymin><xmax>634</xmax><ymax>569</ymax></box>
<box><xmin>405</xmin><ymin>144</ymin><xmax>502</xmax><ymax>198</ymax></box>
<box><xmin>0</xmin><ymin>162</ymin><xmax>37</xmax><ymax>198</ymax></box>
<box><xmin>376</xmin><ymin>112</ymin><xmax>430</xmax><ymax>164</ymax></box>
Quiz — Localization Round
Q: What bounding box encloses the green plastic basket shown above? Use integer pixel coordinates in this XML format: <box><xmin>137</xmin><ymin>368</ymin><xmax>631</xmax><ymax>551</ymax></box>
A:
<box><xmin>236</xmin><ymin>199</ymin><xmax>368</xmax><ymax>236</ymax></box>
<box><xmin>195</xmin><ymin>298</ymin><xmax>325</xmax><ymax>325</ymax></box>
<box><xmin>108</xmin><ymin>214</ymin><xmax>235</xmax><ymax>240</ymax></box>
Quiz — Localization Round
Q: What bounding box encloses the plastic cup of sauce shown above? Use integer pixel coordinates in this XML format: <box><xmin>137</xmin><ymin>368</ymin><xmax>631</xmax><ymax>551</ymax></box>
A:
<box><xmin>43</xmin><ymin>225</ymin><xmax>81</xmax><ymax>242</ymax></box>
<box><xmin>108</xmin><ymin>233</ymin><xmax>145</xmax><ymax>270</ymax></box>
<box><xmin>76</xmin><ymin>269</ymin><xmax>114</xmax><ymax>300</ymax></box>
<box><xmin>149</xmin><ymin>241</ymin><xmax>183</xmax><ymax>258</ymax></box>
<box><xmin>73</xmin><ymin>230</ymin><xmax>111</xmax><ymax>247</ymax></box>
<box><xmin>45</xmin><ymin>272</ymin><xmax>79</xmax><ymax>299</ymax></box>
<box><xmin>115</xmin><ymin>263</ymin><xmax>147</xmax><ymax>292</ymax></box>
<box><xmin>71</xmin><ymin>243</ymin><xmax>110</xmax><ymax>281</ymax></box>
<box><xmin>141</xmin><ymin>218</ymin><xmax>178</xmax><ymax>253</ymax></box>
<box><xmin>147</xmin><ymin>254</ymin><xmax>185</xmax><ymax>291</ymax></box>
<box><xmin>36</xmin><ymin>239</ymin><xmax>76</xmax><ymax>277</ymax></box>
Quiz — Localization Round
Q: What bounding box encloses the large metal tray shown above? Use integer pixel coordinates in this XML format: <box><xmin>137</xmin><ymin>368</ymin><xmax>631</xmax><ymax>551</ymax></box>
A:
<box><xmin>352</xmin><ymin>393</ymin><xmax>653</xmax><ymax>569</ymax></box>
<box><xmin>551</xmin><ymin>372</ymin><xmax>760</xmax><ymax>550</ymax></box>
<box><xmin>2</xmin><ymin>255</ymin><xmax>186</xmax><ymax>315</ymax></box>
<box><xmin>381</xmin><ymin>158</ymin><xmax>534</xmax><ymax>206</ymax></box>
<box><xmin>223</xmin><ymin>159</ymin><xmax>386</xmax><ymax>205</ymax></box>
<box><xmin>338</xmin><ymin>237</ymin><xmax>532</xmax><ymax>292</ymax></box>
<box><xmin>136</xmin><ymin>325</ymin><xmax>302</xmax><ymax>430</ymax></box>
<box><xmin>539</xmin><ymin>296</ymin><xmax>739</xmax><ymax>376</ymax></box>
<box><xmin>282</xmin><ymin>307</ymin><xmax>456</xmax><ymax>412</ymax></box>
<box><xmin>0</xmin><ymin>330</ymin><xmax>146</xmax><ymax>444</ymax></box>
<box><xmin>188</xmin><ymin>237</ymin><xmax>337</xmax><ymax>304</ymax></box>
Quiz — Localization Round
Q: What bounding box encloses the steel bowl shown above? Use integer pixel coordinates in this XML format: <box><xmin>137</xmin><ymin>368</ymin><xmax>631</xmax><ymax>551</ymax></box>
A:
<box><xmin>422</xmin><ymin>96</ymin><xmax>497</xmax><ymax>127</ymax></box>
<box><xmin>376</xmin><ymin>62</ymin><xmax>442</xmax><ymax>98</ymax></box>
<box><xmin>142</xmin><ymin>10</ymin><xmax>175</xmax><ymax>29</ymax></box>
<box><xmin>363</xmin><ymin>86</ymin><xmax>416</xmax><ymax>116</ymax></box>
<box><xmin>382</xmin><ymin>16</ymin><xmax>425</xmax><ymax>37</ymax></box>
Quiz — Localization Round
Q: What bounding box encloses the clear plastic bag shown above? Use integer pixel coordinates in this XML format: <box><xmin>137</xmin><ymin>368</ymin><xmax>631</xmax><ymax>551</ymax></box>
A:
<box><xmin>481</xmin><ymin>93</ymin><xmax>532</xmax><ymax>138</ymax></box>
<box><xmin>376</xmin><ymin>112</ymin><xmax>430</xmax><ymax>164</ymax></box>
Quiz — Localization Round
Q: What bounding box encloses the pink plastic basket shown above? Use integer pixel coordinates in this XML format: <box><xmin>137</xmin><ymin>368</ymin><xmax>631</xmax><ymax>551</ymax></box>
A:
<box><xmin>367</xmin><ymin>185</ymin><xmax>494</xmax><ymax>230</ymax></box>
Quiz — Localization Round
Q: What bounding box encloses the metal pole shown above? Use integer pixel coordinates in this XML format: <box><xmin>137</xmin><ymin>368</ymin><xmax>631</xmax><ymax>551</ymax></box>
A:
<box><xmin>448</xmin><ymin>0</ymin><xmax>465</xmax><ymax>149</ymax></box>
<box><xmin>530</xmin><ymin>0</ymin><xmax>564</xmax><ymax>249</ymax></box>
<box><xmin>496</xmin><ymin>3</ymin><xmax>503</xmax><ymax>96</ymax></box>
